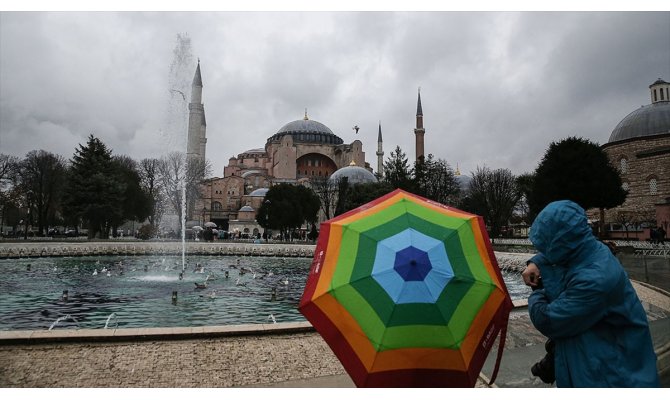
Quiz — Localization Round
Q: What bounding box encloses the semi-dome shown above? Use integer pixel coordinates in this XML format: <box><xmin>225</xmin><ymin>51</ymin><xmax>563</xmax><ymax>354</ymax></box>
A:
<box><xmin>608</xmin><ymin>102</ymin><xmax>670</xmax><ymax>143</ymax></box>
<box><xmin>267</xmin><ymin>114</ymin><xmax>343</xmax><ymax>145</ymax></box>
<box><xmin>249</xmin><ymin>188</ymin><xmax>269</xmax><ymax>197</ymax></box>
<box><xmin>329</xmin><ymin>162</ymin><xmax>377</xmax><ymax>185</ymax></box>
<box><xmin>239</xmin><ymin>205</ymin><xmax>254</xmax><ymax>212</ymax></box>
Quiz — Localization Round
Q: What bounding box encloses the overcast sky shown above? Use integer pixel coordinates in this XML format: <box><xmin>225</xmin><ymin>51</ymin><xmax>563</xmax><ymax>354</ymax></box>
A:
<box><xmin>1</xmin><ymin>9</ymin><xmax>669</xmax><ymax>179</ymax></box>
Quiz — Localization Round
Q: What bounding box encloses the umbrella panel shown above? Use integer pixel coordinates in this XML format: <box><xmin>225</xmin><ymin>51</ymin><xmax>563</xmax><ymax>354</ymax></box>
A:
<box><xmin>331</xmin><ymin>212</ymin><xmax>497</xmax><ymax>330</ymax></box>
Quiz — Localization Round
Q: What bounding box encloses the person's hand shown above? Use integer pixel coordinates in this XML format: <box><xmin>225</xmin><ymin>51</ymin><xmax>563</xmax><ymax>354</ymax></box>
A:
<box><xmin>522</xmin><ymin>262</ymin><xmax>541</xmax><ymax>288</ymax></box>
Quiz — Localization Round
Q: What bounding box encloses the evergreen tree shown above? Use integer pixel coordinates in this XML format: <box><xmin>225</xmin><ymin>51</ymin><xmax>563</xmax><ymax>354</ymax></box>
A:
<box><xmin>414</xmin><ymin>153</ymin><xmax>460</xmax><ymax>205</ymax></box>
<box><xmin>383</xmin><ymin>146</ymin><xmax>415</xmax><ymax>192</ymax></box>
<box><xmin>529</xmin><ymin>137</ymin><xmax>626</xmax><ymax>221</ymax></box>
<box><xmin>63</xmin><ymin>134</ymin><xmax>124</xmax><ymax>238</ymax></box>
<box><xmin>110</xmin><ymin>155</ymin><xmax>152</xmax><ymax>236</ymax></box>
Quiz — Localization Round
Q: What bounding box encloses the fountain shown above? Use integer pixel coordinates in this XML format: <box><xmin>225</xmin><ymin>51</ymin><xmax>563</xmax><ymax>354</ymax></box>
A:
<box><xmin>0</xmin><ymin>254</ymin><xmax>533</xmax><ymax>331</ymax></box>
<box><xmin>162</xmin><ymin>33</ymin><xmax>193</xmax><ymax>273</ymax></box>
<box><xmin>104</xmin><ymin>312</ymin><xmax>118</xmax><ymax>329</ymax></box>
<box><xmin>48</xmin><ymin>314</ymin><xmax>79</xmax><ymax>331</ymax></box>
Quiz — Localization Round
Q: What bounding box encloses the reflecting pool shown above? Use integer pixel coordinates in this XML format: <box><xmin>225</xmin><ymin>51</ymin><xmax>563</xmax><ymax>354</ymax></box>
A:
<box><xmin>0</xmin><ymin>255</ymin><xmax>531</xmax><ymax>331</ymax></box>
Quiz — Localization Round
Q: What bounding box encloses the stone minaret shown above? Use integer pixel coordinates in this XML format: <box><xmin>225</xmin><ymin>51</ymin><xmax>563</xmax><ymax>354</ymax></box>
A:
<box><xmin>414</xmin><ymin>87</ymin><xmax>425</xmax><ymax>163</ymax></box>
<box><xmin>376</xmin><ymin>121</ymin><xmax>384</xmax><ymax>178</ymax></box>
<box><xmin>187</xmin><ymin>60</ymin><xmax>207</xmax><ymax>161</ymax></box>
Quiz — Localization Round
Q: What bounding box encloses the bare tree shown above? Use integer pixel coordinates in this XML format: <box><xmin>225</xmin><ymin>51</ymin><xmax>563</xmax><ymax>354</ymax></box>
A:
<box><xmin>139</xmin><ymin>158</ymin><xmax>166</xmax><ymax>227</ymax></box>
<box><xmin>157</xmin><ymin>152</ymin><xmax>210</xmax><ymax>234</ymax></box>
<box><xmin>16</xmin><ymin>150</ymin><xmax>67</xmax><ymax>235</ymax></box>
<box><xmin>310</xmin><ymin>176</ymin><xmax>338</xmax><ymax>221</ymax></box>
<box><xmin>462</xmin><ymin>166</ymin><xmax>521</xmax><ymax>240</ymax></box>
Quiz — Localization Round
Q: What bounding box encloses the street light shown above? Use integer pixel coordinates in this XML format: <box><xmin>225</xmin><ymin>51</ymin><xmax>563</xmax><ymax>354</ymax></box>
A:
<box><xmin>201</xmin><ymin>206</ymin><xmax>207</xmax><ymax>226</ymax></box>
<box><xmin>264</xmin><ymin>199</ymin><xmax>271</xmax><ymax>242</ymax></box>
<box><xmin>23</xmin><ymin>190</ymin><xmax>33</xmax><ymax>241</ymax></box>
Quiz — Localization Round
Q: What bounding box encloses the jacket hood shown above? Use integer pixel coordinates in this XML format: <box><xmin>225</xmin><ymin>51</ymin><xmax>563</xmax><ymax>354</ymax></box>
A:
<box><xmin>529</xmin><ymin>200</ymin><xmax>595</xmax><ymax>265</ymax></box>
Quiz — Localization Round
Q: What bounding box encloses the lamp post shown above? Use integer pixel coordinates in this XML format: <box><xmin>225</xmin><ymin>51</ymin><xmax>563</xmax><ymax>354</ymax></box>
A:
<box><xmin>264</xmin><ymin>199</ymin><xmax>271</xmax><ymax>243</ymax></box>
<box><xmin>23</xmin><ymin>190</ymin><xmax>32</xmax><ymax>241</ymax></box>
<box><xmin>201</xmin><ymin>206</ymin><xmax>207</xmax><ymax>226</ymax></box>
<box><xmin>23</xmin><ymin>207</ymin><xmax>29</xmax><ymax>241</ymax></box>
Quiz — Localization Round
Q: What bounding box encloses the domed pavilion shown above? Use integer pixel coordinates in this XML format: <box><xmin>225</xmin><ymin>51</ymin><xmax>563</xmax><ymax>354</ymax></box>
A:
<box><xmin>601</xmin><ymin>78</ymin><xmax>670</xmax><ymax>238</ymax></box>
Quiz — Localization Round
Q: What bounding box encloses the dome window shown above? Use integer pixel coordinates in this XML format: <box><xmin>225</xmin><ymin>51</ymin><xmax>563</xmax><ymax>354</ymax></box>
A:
<box><xmin>619</xmin><ymin>157</ymin><xmax>628</xmax><ymax>174</ymax></box>
<box><xmin>622</xmin><ymin>182</ymin><xmax>629</xmax><ymax>191</ymax></box>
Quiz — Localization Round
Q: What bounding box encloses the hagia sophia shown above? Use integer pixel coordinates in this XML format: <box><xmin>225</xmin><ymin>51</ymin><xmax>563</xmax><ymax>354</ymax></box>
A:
<box><xmin>185</xmin><ymin>62</ymin><xmax>669</xmax><ymax>239</ymax></box>
<box><xmin>186</xmin><ymin>61</ymin><xmax>396</xmax><ymax>236</ymax></box>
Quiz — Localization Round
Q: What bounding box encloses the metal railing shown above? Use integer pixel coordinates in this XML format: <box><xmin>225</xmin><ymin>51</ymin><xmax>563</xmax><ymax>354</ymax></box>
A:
<box><xmin>493</xmin><ymin>238</ymin><xmax>669</xmax><ymax>257</ymax></box>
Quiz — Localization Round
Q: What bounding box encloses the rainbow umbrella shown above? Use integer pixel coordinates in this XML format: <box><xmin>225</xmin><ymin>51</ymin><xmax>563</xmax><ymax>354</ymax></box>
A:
<box><xmin>299</xmin><ymin>189</ymin><xmax>513</xmax><ymax>387</ymax></box>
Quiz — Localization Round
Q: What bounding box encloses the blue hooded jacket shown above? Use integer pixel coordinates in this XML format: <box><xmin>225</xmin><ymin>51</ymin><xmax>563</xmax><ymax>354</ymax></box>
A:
<box><xmin>528</xmin><ymin>200</ymin><xmax>659</xmax><ymax>387</ymax></box>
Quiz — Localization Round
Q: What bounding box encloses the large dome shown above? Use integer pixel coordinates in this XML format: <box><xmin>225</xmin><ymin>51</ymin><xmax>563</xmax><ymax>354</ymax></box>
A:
<box><xmin>329</xmin><ymin>164</ymin><xmax>377</xmax><ymax>185</ymax></box>
<box><xmin>267</xmin><ymin>117</ymin><xmax>344</xmax><ymax>145</ymax></box>
<box><xmin>609</xmin><ymin>102</ymin><xmax>670</xmax><ymax>143</ymax></box>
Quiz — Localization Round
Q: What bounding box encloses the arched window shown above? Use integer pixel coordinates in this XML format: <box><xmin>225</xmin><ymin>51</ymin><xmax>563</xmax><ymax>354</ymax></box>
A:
<box><xmin>651</xmin><ymin>178</ymin><xmax>658</xmax><ymax>194</ymax></box>
<box><xmin>619</xmin><ymin>157</ymin><xmax>628</xmax><ymax>174</ymax></box>
<box><xmin>622</xmin><ymin>182</ymin><xmax>629</xmax><ymax>192</ymax></box>
<box><xmin>212</xmin><ymin>201</ymin><xmax>223</xmax><ymax>211</ymax></box>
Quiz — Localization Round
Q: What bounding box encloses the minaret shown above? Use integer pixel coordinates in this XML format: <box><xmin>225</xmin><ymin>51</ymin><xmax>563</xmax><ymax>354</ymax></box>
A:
<box><xmin>376</xmin><ymin>121</ymin><xmax>384</xmax><ymax>178</ymax></box>
<box><xmin>187</xmin><ymin>59</ymin><xmax>207</xmax><ymax>161</ymax></box>
<box><xmin>414</xmin><ymin>87</ymin><xmax>425</xmax><ymax>163</ymax></box>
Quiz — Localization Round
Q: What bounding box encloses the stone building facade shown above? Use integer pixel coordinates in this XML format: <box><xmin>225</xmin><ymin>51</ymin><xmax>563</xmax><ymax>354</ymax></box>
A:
<box><xmin>196</xmin><ymin>109</ymin><xmax>369</xmax><ymax>231</ymax></box>
<box><xmin>600</xmin><ymin>78</ymin><xmax>670</xmax><ymax>238</ymax></box>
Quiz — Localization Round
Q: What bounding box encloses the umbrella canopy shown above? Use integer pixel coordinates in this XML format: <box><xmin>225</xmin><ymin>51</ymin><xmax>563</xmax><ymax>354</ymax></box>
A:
<box><xmin>204</xmin><ymin>222</ymin><xmax>217</xmax><ymax>228</ymax></box>
<box><xmin>299</xmin><ymin>189</ymin><xmax>513</xmax><ymax>387</ymax></box>
<box><xmin>191</xmin><ymin>226</ymin><xmax>203</xmax><ymax>231</ymax></box>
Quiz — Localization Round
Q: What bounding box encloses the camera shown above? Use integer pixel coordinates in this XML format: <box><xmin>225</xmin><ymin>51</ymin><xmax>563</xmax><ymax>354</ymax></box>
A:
<box><xmin>531</xmin><ymin>339</ymin><xmax>555</xmax><ymax>384</ymax></box>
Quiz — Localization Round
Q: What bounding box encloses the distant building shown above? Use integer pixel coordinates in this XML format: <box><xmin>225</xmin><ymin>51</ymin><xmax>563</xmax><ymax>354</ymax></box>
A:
<box><xmin>600</xmin><ymin>78</ymin><xmax>670</xmax><ymax>239</ymax></box>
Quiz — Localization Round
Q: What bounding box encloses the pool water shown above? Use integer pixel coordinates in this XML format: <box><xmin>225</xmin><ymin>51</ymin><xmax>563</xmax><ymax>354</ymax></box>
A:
<box><xmin>0</xmin><ymin>255</ymin><xmax>531</xmax><ymax>331</ymax></box>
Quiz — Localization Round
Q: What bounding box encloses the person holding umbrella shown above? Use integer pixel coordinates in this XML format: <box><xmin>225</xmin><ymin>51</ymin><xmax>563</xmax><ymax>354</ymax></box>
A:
<box><xmin>523</xmin><ymin>200</ymin><xmax>659</xmax><ymax>387</ymax></box>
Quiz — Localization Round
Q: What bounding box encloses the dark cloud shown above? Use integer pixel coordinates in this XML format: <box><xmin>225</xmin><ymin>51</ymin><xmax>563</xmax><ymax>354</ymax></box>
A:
<box><xmin>1</xmin><ymin>11</ymin><xmax>669</xmax><ymax>178</ymax></box>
